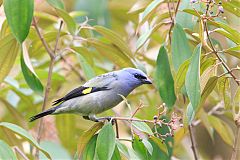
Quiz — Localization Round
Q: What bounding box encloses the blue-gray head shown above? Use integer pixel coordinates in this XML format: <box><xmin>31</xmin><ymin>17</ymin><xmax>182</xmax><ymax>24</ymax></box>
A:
<box><xmin>117</xmin><ymin>68</ymin><xmax>152</xmax><ymax>88</ymax></box>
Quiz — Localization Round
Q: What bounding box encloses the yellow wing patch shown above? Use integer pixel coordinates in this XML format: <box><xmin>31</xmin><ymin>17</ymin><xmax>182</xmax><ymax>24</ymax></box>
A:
<box><xmin>82</xmin><ymin>87</ymin><xmax>93</xmax><ymax>94</ymax></box>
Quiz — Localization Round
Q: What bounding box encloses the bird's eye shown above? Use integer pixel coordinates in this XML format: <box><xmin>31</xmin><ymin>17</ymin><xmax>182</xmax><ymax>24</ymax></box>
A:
<box><xmin>134</xmin><ymin>73</ymin><xmax>146</xmax><ymax>80</ymax></box>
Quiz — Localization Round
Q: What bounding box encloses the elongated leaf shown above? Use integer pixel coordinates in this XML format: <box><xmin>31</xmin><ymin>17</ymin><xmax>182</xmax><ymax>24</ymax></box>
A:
<box><xmin>55</xmin><ymin>8</ymin><xmax>77</xmax><ymax>35</ymax></box>
<box><xmin>224</xmin><ymin>45</ymin><xmax>240</xmax><ymax>59</ymax></box>
<box><xmin>200</xmin><ymin>76</ymin><xmax>218</xmax><ymax>105</ymax></box>
<box><xmin>208</xmin><ymin>115</ymin><xmax>234</xmax><ymax>146</ymax></box>
<box><xmin>132</xmin><ymin>121</ymin><xmax>153</xmax><ymax>135</ymax></box>
<box><xmin>141</xmin><ymin>0</ymin><xmax>164</xmax><ymax>24</ymax></box>
<box><xmin>172</xmin><ymin>23</ymin><xmax>192</xmax><ymax>70</ymax></box>
<box><xmin>185</xmin><ymin>44</ymin><xmax>202</xmax><ymax>110</ymax></box>
<box><xmin>47</xmin><ymin>0</ymin><xmax>64</xmax><ymax>9</ymax></box>
<box><xmin>4</xmin><ymin>0</ymin><xmax>33</xmax><ymax>43</ymax></box>
<box><xmin>176</xmin><ymin>0</ymin><xmax>198</xmax><ymax>29</ymax></box>
<box><xmin>87</xmin><ymin>38</ymin><xmax>134</xmax><ymax>67</ymax></box>
<box><xmin>111</xmin><ymin>146</ymin><xmax>121</xmax><ymax>160</ymax></box>
<box><xmin>116</xmin><ymin>140</ymin><xmax>130</xmax><ymax>159</ymax></box>
<box><xmin>93</xmin><ymin>26</ymin><xmax>133</xmax><ymax>58</ymax></box>
<box><xmin>20</xmin><ymin>49</ymin><xmax>43</xmax><ymax>94</ymax></box>
<box><xmin>96</xmin><ymin>123</ymin><xmax>116</xmax><ymax>160</ymax></box>
<box><xmin>212</xmin><ymin>21</ymin><xmax>240</xmax><ymax>41</ymax></box>
<box><xmin>174</xmin><ymin>59</ymin><xmax>190</xmax><ymax>94</ymax></box>
<box><xmin>132</xmin><ymin>135</ymin><xmax>150</xmax><ymax>160</ymax></box>
<box><xmin>82</xmin><ymin>135</ymin><xmax>97</xmax><ymax>160</ymax></box>
<box><xmin>0</xmin><ymin>140</ymin><xmax>17</xmax><ymax>160</ymax></box>
<box><xmin>213</xmin><ymin>28</ymin><xmax>240</xmax><ymax>44</ymax></box>
<box><xmin>186</xmin><ymin>103</ymin><xmax>195</xmax><ymax>124</ymax></box>
<box><xmin>149</xmin><ymin>136</ymin><xmax>167</xmax><ymax>154</ymax></box>
<box><xmin>142</xmin><ymin>139</ymin><xmax>153</xmax><ymax>155</ymax></box>
<box><xmin>155</xmin><ymin>46</ymin><xmax>176</xmax><ymax>108</ymax></box>
<box><xmin>77</xmin><ymin>53</ymin><xmax>95</xmax><ymax>80</ymax></box>
<box><xmin>0</xmin><ymin>122</ymin><xmax>51</xmax><ymax>159</ymax></box>
<box><xmin>77</xmin><ymin>122</ymin><xmax>104</xmax><ymax>158</ymax></box>
<box><xmin>0</xmin><ymin>34</ymin><xmax>20</xmax><ymax>83</ymax></box>
<box><xmin>56</xmin><ymin>115</ymin><xmax>77</xmax><ymax>154</ymax></box>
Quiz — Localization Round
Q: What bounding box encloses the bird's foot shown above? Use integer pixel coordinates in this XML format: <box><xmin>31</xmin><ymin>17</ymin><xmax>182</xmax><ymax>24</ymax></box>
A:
<box><xmin>83</xmin><ymin>115</ymin><xmax>114</xmax><ymax>124</ymax></box>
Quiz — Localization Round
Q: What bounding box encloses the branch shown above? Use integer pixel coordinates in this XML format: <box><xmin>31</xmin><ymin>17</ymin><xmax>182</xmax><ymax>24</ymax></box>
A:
<box><xmin>167</xmin><ymin>0</ymin><xmax>181</xmax><ymax>44</ymax></box>
<box><xmin>13</xmin><ymin>146</ymin><xmax>29</xmax><ymax>160</ymax></box>
<box><xmin>34</xmin><ymin>19</ymin><xmax>63</xmax><ymax>159</ymax></box>
<box><xmin>231</xmin><ymin>126</ymin><xmax>240</xmax><ymax>160</ymax></box>
<box><xmin>32</xmin><ymin>18</ymin><xmax>55</xmax><ymax>60</ymax></box>
<box><xmin>188</xmin><ymin>125</ymin><xmax>198</xmax><ymax>160</ymax></box>
<box><xmin>202</xmin><ymin>0</ymin><xmax>240</xmax><ymax>86</ymax></box>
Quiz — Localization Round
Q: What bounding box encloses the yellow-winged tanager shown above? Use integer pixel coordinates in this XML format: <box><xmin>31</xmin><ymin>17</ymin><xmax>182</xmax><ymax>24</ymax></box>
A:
<box><xmin>30</xmin><ymin>68</ymin><xmax>152</xmax><ymax>122</ymax></box>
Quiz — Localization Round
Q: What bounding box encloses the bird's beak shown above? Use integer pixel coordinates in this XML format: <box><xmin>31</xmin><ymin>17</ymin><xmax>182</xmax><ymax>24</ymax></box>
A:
<box><xmin>143</xmin><ymin>77</ymin><xmax>152</xmax><ymax>84</ymax></box>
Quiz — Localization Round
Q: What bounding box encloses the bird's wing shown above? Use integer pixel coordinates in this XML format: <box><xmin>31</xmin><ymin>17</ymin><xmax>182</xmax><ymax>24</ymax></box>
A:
<box><xmin>83</xmin><ymin>71</ymin><xmax>118</xmax><ymax>87</ymax></box>
<box><xmin>52</xmin><ymin>71</ymin><xmax>118</xmax><ymax>106</ymax></box>
<box><xmin>52</xmin><ymin>86</ymin><xmax>109</xmax><ymax>106</ymax></box>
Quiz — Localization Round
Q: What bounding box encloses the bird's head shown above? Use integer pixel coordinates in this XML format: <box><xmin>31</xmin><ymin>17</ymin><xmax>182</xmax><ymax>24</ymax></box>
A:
<box><xmin>118</xmin><ymin>68</ymin><xmax>152</xmax><ymax>88</ymax></box>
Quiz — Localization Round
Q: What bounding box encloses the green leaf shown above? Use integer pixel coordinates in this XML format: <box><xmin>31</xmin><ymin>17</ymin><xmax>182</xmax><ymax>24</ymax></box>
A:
<box><xmin>208</xmin><ymin>115</ymin><xmax>234</xmax><ymax>146</ymax></box>
<box><xmin>93</xmin><ymin>26</ymin><xmax>133</xmax><ymax>58</ymax></box>
<box><xmin>47</xmin><ymin>0</ymin><xmax>64</xmax><ymax>10</ymax></box>
<box><xmin>155</xmin><ymin>45</ymin><xmax>176</xmax><ymax>108</ymax></box>
<box><xmin>213</xmin><ymin>28</ymin><xmax>240</xmax><ymax>44</ymax></box>
<box><xmin>20</xmin><ymin>49</ymin><xmax>43</xmax><ymax>94</ymax></box>
<box><xmin>172</xmin><ymin>23</ymin><xmax>192</xmax><ymax>70</ymax></box>
<box><xmin>0</xmin><ymin>140</ymin><xmax>17</xmax><ymax>160</ymax></box>
<box><xmin>132</xmin><ymin>121</ymin><xmax>153</xmax><ymax>135</ymax></box>
<box><xmin>176</xmin><ymin>0</ymin><xmax>198</xmax><ymax>29</ymax></box>
<box><xmin>142</xmin><ymin>139</ymin><xmax>153</xmax><ymax>155</ymax></box>
<box><xmin>149</xmin><ymin>136</ymin><xmax>167</xmax><ymax>154</ymax></box>
<box><xmin>132</xmin><ymin>135</ymin><xmax>150</xmax><ymax>160</ymax></box>
<box><xmin>185</xmin><ymin>44</ymin><xmax>202</xmax><ymax>110</ymax></box>
<box><xmin>82</xmin><ymin>135</ymin><xmax>98</xmax><ymax>160</ymax></box>
<box><xmin>111</xmin><ymin>145</ymin><xmax>121</xmax><ymax>160</ymax></box>
<box><xmin>200</xmin><ymin>76</ymin><xmax>218</xmax><ymax>105</ymax></box>
<box><xmin>96</xmin><ymin>123</ymin><xmax>116</xmax><ymax>160</ymax></box>
<box><xmin>174</xmin><ymin>59</ymin><xmax>190</xmax><ymax>94</ymax></box>
<box><xmin>39</xmin><ymin>141</ymin><xmax>71</xmax><ymax>159</ymax></box>
<box><xmin>0</xmin><ymin>34</ymin><xmax>20</xmax><ymax>83</ymax></box>
<box><xmin>116</xmin><ymin>140</ymin><xmax>130</xmax><ymax>159</ymax></box>
<box><xmin>186</xmin><ymin>103</ymin><xmax>195</xmax><ymax>124</ymax></box>
<box><xmin>77</xmin><ymin>122</ymin><xmax>104</xmax><ymax>158</ymax></box>
<box><xmin>77</xmin><ymin>53</ymin><xmax>95</xmax><ymax>80</ymax></box>
<box><xmin>141</xmin><ymin>0</ymin><xmax>164</xmax><ymax>24</ymax></box>
<box><xmin>3</xmin><ymin>0</ymin><xmax>34</xmax><ymax>43</ymax></box>
<box><xmin>86</xmin><ymin>38</ymin><xmax>135</xmax><ymax>67</ymax></box>
<box><xmin>212</xmin><ymin>21</ymin><xmax>240</xmax><ymax>41</ymax></box>
<box><xmin>56</xmin><ymin>115</ymin><xmax>77</xmax><ymax>154</ymax></box>
<box><xmin>224</xmin><ymin>45</ymin><xmax>240</xmax><ymax>59</ymax></box>
<box><xmin>55</xmin><ymin>8</ymin><xmax>77</xmax><ymax>35</ymax></box>
<box><xmin>0</xmin><ymin>122</ymin><xmax>51</xmax><ymax>159</ymax></box>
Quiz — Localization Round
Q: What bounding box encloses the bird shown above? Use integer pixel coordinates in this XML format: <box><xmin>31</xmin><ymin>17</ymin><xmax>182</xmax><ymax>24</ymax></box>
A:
<box><xmin>29</xmin><ymin>68</ymin><xmax>152</xmax><ymax>122</ymax></box>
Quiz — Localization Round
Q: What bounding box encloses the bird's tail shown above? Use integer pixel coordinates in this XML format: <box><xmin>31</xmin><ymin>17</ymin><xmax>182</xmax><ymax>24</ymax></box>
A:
<box><xmin>29</xmin><ymin>107</ymin><xmax>57</xmax><ymax>122</ymax></box>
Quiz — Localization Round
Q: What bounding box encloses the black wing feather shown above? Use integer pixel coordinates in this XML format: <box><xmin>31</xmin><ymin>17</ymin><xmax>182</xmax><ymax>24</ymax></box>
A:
<box><xmin>52</xmin><ymin>86</ymin><xmax>109</xmax><ymax>106</ymax></box>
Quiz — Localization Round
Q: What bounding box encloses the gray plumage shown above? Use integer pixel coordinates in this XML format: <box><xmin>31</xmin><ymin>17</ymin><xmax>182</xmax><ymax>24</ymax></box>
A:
<box><xmin>30</xmin><ymin>68</ymin><xmax>152</xmax><ymax>122</ymax></box>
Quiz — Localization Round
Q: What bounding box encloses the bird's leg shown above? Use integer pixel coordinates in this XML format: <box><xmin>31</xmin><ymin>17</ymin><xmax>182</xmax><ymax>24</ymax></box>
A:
<box><xmin>85</xmin><ymin>115</ymin><xmax>113</xmax><ymax>123</ymax></box>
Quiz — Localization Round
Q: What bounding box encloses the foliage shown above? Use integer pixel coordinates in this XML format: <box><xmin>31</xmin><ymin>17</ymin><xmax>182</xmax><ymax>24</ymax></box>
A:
<box><xmin>0</xmin><ymin>0</ymin><xmax>239</xmax><ymax>159</ymax></box>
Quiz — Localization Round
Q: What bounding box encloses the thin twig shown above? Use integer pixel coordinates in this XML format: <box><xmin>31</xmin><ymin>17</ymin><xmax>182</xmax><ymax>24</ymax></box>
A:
<box><xmin>202</xmin><ymin>0</ymin><xmax>240</xmax><ymax>86</ymax></box>
<box><xmin>167</xmin><ymin>0</ymin><xmax>181</xmax><ymax>44</ymax></box>
<box><xmin>188</xmin><ymin>125</ymin><xmax>198</xmax><ymax>160</ymax></box>
<box><xmin>32</xmin><ymin>18</ymin><xmax>55</xmax><ymax>59</ymax></box>
<box><xmin>231</xmin><ymin>126</ymin><xmax>240</xmax><ymax>160</ymax></box>
<box><xmin>60</xmin><ymin>56</ymin><xmax>85</xmax><ymax>81</ymax></box>
<box><xmin>34</xmin><ymin>18</ymin><xmax>63</xmax><ymax>159</ymax></box>
<box><xmin>13</xmin><ymin>146</ymin><xmax>30</xmax><ymax>160</ymax></box>
<box><xmin>115</xmin><ymin>119</ymin><xmax>119</xmax><ymax>138</ymax></box>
